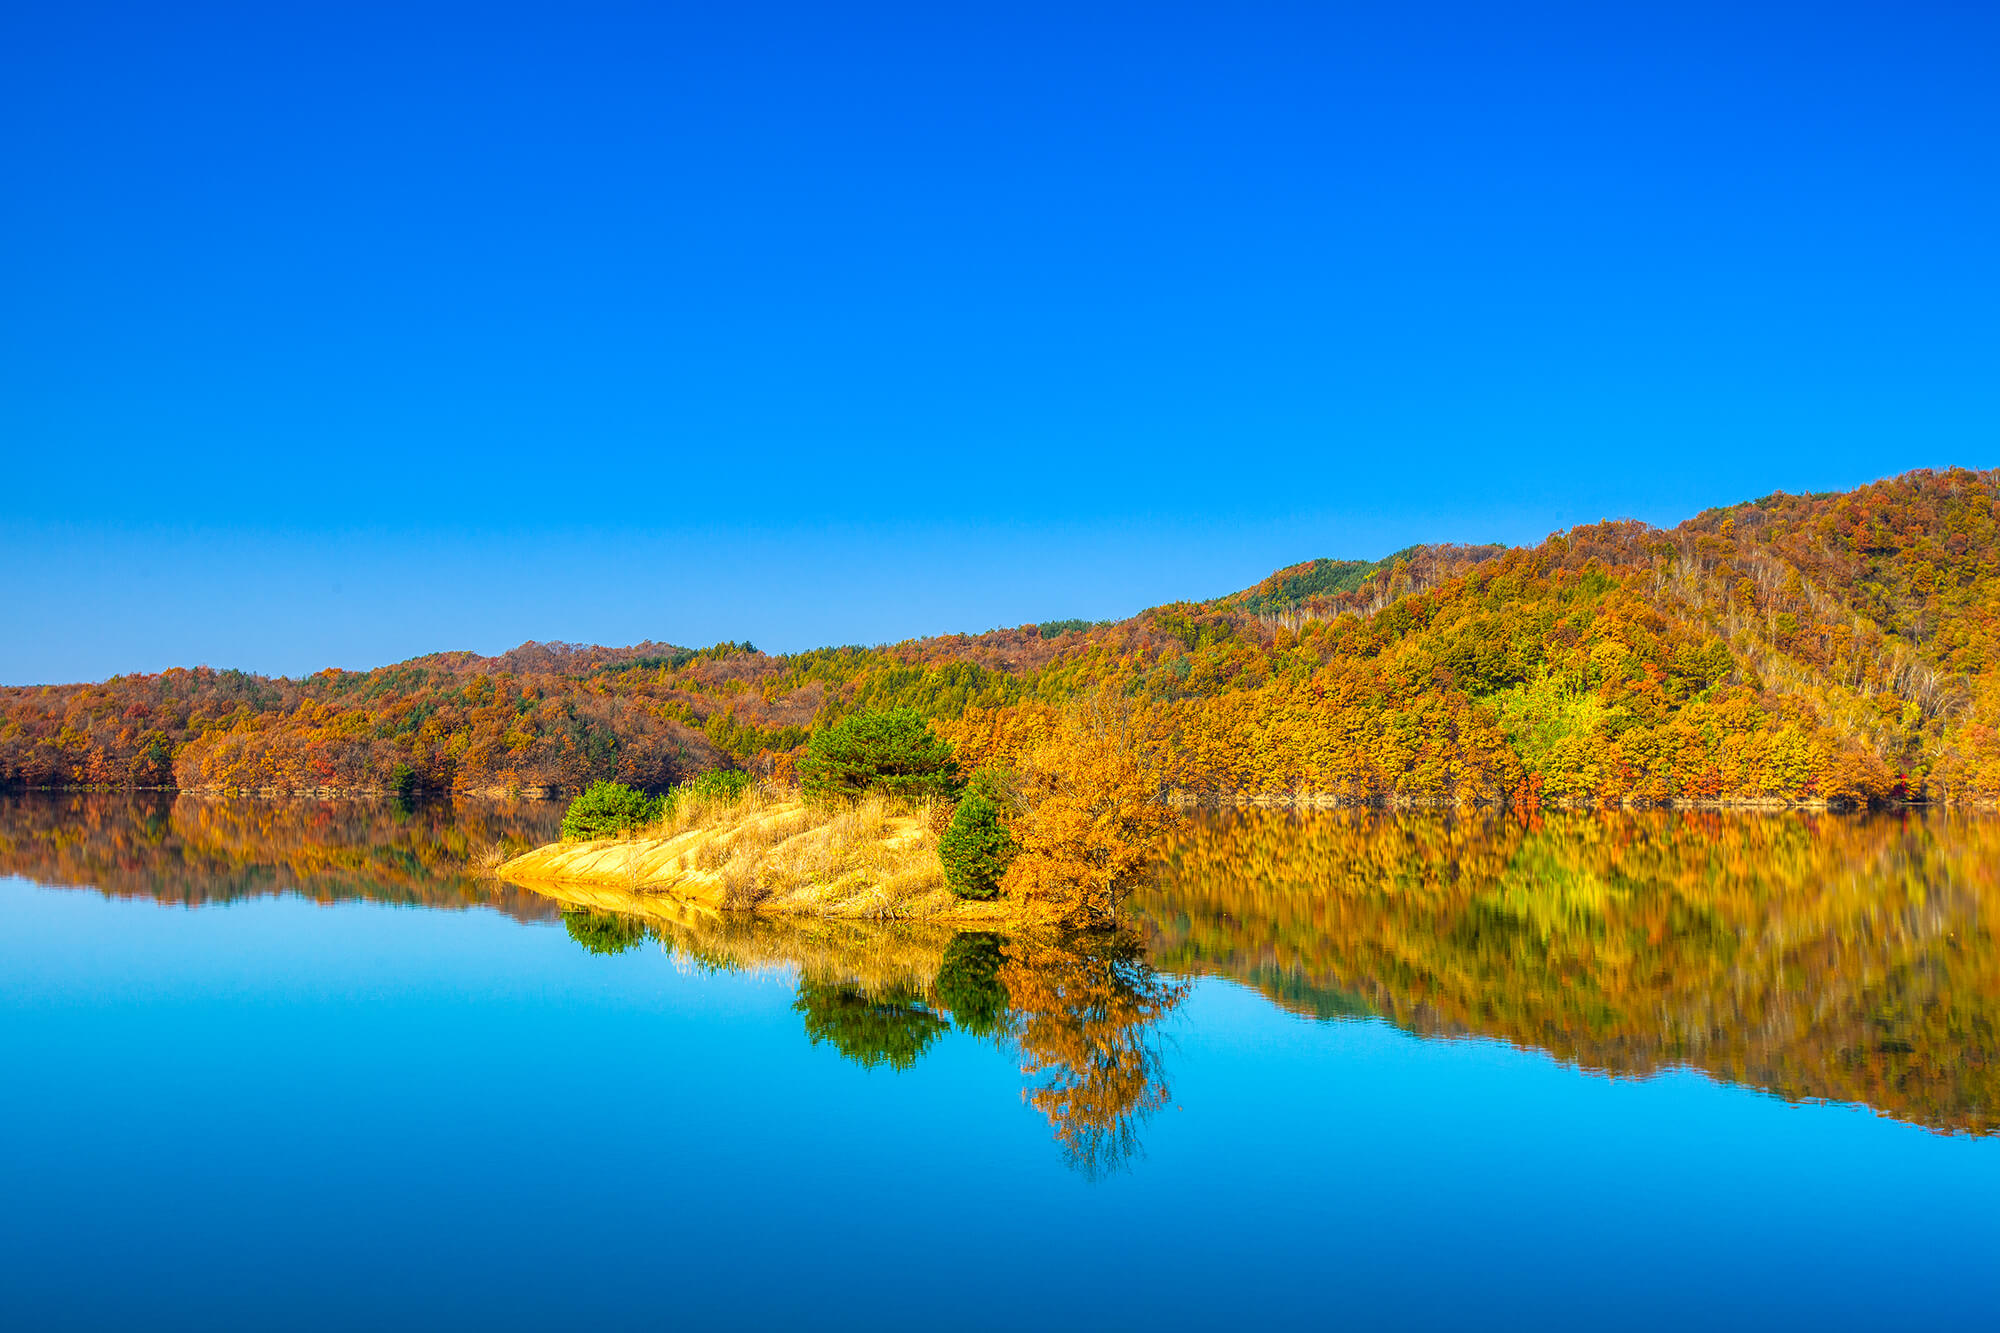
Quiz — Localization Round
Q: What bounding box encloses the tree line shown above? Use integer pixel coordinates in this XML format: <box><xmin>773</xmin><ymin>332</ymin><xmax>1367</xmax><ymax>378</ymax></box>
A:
<box><xmin>5</xmin><ymin>467</ymin><xmax>1998</xmax><ymax>806</ymax></box>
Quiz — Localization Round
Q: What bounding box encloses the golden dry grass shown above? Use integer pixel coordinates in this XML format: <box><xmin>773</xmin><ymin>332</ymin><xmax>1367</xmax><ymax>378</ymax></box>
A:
<box><xmin>499</xmin><ymin>785</ymin><xmax>1030</xmax><ymax>922</ymax></box>
<box><xmin>470</xmin><ymin>839</ymin><xmax>511</xmax><ymax>875</ymax></box>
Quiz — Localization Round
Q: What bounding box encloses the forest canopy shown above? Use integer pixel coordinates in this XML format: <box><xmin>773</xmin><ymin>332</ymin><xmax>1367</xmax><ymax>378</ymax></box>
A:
<box><xmin>5</xmin><ymin>468</ymin><xmax>1999</xmax><ymax>807</ymax></box>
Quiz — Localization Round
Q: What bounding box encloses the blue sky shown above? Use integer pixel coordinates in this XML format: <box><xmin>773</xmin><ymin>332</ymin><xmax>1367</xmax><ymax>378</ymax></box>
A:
<box><xmin>4</xmin><ymin>1</ymin><xmax>1994</xmax><ymax>685</ymax></box>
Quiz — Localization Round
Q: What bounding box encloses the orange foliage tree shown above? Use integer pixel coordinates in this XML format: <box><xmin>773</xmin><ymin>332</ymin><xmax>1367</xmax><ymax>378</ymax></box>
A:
<box><xmin>940</xmin><ymin>694</ymin><xmax>1182</xmax><ymax>926</ymax></box>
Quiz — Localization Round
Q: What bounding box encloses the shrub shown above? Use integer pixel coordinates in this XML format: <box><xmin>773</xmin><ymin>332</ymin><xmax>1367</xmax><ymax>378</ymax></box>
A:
<box><xmin>938</xmin><ymin>794</ymin><xmax>1016</xmax><ymax>899</ymax></box>
<box><xmin>796</xmin><ymin>707</ymin><xmax>960</xmax><ymax>804</ymax></box>
<box><xmin>560</xmin><ymin>779</ymin><xmax>662</xmax><ymax>841</ymax></box>
<box><xmin>962</xmin><ymin>764</ymin><xmax>1021</xmax><ymax>811</ymax></box>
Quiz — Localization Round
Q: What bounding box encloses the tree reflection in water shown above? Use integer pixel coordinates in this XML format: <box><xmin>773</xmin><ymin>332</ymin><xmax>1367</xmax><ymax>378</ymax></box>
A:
<box><xmin>995</xmin><ymin>932</ymin><xmax>1188</xmax><ymax>1178</ymax></box>
<box><xmin>17</xmin><ymin>792</ymin><xmax>1996</xmax><ymax>1159</ymax></box>
<box><xmin>934</xmin><ymin>932</ymin><xmax>1009</xmax><ymax>1037</ymax></box>
<box><xmin>552</xmin><ymin>909</ymin><xmax>1190</xmax><ymax>1176</ymax></box>
<box><xmin>562</xmin><ymin>908</ymin><xmax>651</xmax><ymax>956</ymax></box>
<box><xmin>784</xmin><ymin>929</ymin><xmax>1187</xmax><ymax>1176</ymax></box>
<box><xmin>794</xmin><ymin>981</ymin><xmax>951</xmax><ymax>1072</ymax></box>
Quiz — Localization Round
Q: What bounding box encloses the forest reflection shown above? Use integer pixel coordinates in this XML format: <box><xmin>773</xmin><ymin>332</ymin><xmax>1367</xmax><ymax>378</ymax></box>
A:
<box><xmin>1132</xmin><ymin>807</ymin><xmax>2000</xmax><ymax>1135</ymax></box>
<box><xmin>8</xmin><ymin>793</ymin><xmax>1993</xmax><ymax>1152</ymax></box>
<box><xmin>0</xmin><ymin>790</ymin><xmax>564</xmax><ymax>922</ymax></box>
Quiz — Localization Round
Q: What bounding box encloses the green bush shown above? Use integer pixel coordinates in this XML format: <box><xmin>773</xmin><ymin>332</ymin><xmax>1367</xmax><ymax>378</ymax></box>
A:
<box><xmin>796</xmin><ymin>707</ymin><xmax>960</xmax><ymax>803</ymax></box>
<box><xmin>938</xmin><ymin>793</ymin><xmax>1016</xmax><ymax>899</ymax></box>
<box><xmin>962</xmin><ymin>764</ymin><xmax>1020</xmax><ymax>811</ymax></box>
<box><xmin>560</xmin><ymin>779</ymin><xmax>662</xmax><ymax>841</ymax></box>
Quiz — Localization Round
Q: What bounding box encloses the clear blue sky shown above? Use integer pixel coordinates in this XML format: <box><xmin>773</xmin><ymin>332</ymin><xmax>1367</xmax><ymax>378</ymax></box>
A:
<box><xmin>4</xmin><ymin>1</ymin><xmax>1994</xmax><ymax>685</ymax></box>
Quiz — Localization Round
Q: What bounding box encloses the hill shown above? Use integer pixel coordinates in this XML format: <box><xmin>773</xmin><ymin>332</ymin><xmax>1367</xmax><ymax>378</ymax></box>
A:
<box><xmin>4</xmin><ymin>467</ymin><xmax>1997</xmax><ymax>805</ymax></box>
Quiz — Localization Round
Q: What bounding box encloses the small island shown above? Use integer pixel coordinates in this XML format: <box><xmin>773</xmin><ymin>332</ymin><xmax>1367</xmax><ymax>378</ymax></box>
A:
<box><xmin>500</xmin><ymin>791</ymin><xmax>1028</xmax><ymax>923</ymax></box>
<box><xmin>498</xmin><ymin>703</ymin><xmax>1173</xmax><ymax>928</ymax></box>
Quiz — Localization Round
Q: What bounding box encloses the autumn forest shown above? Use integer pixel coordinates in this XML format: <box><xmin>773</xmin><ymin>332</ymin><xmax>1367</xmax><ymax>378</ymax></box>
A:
<box><xmin>7</xmin><ymin>468</ymin><xmax>1999</xmax><ymax>807</ymax></box>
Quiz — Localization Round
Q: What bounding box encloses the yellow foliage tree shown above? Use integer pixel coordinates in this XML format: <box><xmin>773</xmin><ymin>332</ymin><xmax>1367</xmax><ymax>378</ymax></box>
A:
<box><xmin>999</xmin><ymin>694</ymin><xmax>1182</xmax><ymax>926</ymax></box>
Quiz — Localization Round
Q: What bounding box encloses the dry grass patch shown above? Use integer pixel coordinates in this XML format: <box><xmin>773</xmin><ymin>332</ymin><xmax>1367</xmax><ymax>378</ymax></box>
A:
<box><xmin>503</xmin><ymin>784</ymin><xmax>991</xmax><ymax>919</ymax></box>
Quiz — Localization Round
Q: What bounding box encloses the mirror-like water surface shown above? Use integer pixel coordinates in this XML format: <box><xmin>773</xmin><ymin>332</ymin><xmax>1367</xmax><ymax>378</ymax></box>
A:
<box><xmin>2</xmin><ymin>794</ymin><xmax>1996</xmax><ymax>1330</ymax></box>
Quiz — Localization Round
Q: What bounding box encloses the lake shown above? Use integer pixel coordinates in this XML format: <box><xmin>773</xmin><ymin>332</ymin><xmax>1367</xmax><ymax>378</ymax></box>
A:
<box><xmin>3</xmin><ymin>793</ymin><xmax>1996</xmax><ymax>1330</ymax></box>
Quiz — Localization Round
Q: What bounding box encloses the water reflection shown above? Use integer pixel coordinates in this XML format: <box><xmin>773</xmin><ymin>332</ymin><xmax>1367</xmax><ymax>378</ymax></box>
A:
<box><xmin>998</xmin><ymin>932</ymin><xmax>1187</xmax><ymax>1176</ymax></box>
<box><xmin>0</xmin><ymin>786</ymin><xmax>1195</xmax><ymax>1178</ymax></box>
<box><xmin>795</xmin><ymin>979</ymin><xmax>951</xmax><ymax>1073</ymax></box>
<box><xmin>7</xmin><ymin>792</ymin><xmax>1993</xmax><ymax>1156</ymax></box>
<box><xmin>763</xmin><ymin>927</ymin><xmax>1185</xmax><ymax>1177</ymax></box>
<box><xmin>0</xmin><ymin>790</ymin><xmax>564</xmax><ymax>922</ymax></box>
<box><xmin>561</xmin><ymin>908</ymin><xmax>651</xmax><ymax>955</ymax></box>
<box><xmin>540</xmin><ymin>904</ymin><xmax>1189</xmax><ymax>1176</ymax></box>
<box><xmin>1132</xmin><ymin>808</ymin><xmax>2000</xmax><ymax>1135</ymax></box>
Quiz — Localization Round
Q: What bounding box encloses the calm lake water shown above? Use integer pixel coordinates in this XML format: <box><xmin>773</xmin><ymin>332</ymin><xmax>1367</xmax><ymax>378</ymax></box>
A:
<box><xmin>3</xmin><ymin>793</ymin><xmax>1996</xmax><ymax>1330</ymax></box>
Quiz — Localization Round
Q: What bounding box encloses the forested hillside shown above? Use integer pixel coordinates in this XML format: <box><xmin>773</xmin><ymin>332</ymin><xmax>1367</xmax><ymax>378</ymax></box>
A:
<box><xmin>4</xmin><ymin>468</ymin><xmax>1997</xmax><ymax>805</ymax></box>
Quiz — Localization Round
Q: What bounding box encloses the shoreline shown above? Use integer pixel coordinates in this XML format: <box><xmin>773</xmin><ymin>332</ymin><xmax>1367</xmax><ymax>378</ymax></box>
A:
<box><xmin>1164</xmin><ymin>791</ymin><xmax>1960</xmax><ymax>812</ymax></box>
<box><xmin>7</xmin><ymin>783</ymin><xmax>1993</xmax><ymax>811</ymax></box>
